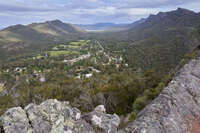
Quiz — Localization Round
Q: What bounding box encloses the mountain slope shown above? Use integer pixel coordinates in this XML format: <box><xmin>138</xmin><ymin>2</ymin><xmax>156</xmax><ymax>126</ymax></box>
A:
<box><xmin>119</xmin><ymin>8</ymin><xmax>200</xmax><ymax>72</ymax></box>
<box><xmin>3</xmin><ymin>24</ymin><xmax>47</xmax><ymax>42</ymax></box>
<box><xmin>127</xmin><ymin>8</ymin><xmax>200</xmax><ymax>41</ymax></box>
<box><xmin>30</xmin><ymin>20</ymin><xmax>85</xmax><ymax>35</ymax></box>
<box><xmin>0</xmin><ymin>20</ymin><xmax>86</xmax><ymax>58</ymax></box>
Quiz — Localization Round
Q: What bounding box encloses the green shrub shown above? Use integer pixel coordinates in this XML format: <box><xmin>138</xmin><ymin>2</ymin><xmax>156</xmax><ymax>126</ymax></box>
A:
<box><xmin>132</xmin><ymin>96</ymin><xmax>147</xmax><ymax>112</ymax></box>
<box><xmin>129</xmin><ymin>113</ymin><xmax>137</xmax><ymax>121</ymax></box>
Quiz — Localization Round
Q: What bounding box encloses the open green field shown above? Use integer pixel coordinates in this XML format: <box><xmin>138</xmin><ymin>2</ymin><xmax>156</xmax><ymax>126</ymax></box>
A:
<box><xmin>32</xmin><ymin>40</ymin><xmax>91</xmax><ymax>58</ymax></box>
<box><xmin>52</xmin><ymin>40</ymin><xmax>91</xmax><ymax>51</ymax></box>
<box><xmin>69</xmin><ymin>40</ymin><xmax>90</xmax><ymax>46</ymax></box>
<box><xmin>36</xmin><ymin>54</ymin><xmax>44</xmax><ymax>59</ymax></box>
<box><xmin>52</xmin><ymin>44</ymin><xmax>68</xmax><ymax>50</ymax></box>
<box><xmin>48</xmin><ymin>51</ymin><xmax>79</xmax><ymax>57</ymax></box>
<box><xmin>68</xmin><ymin>45</ymin><xmax>80</xmax><ymax>49</ymax></box>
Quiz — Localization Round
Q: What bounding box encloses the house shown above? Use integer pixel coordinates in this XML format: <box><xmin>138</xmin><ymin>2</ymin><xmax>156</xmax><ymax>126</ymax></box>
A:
<box><xmin>40</xmin><ymin>75</ymin><xmax>46</xmax><ymax>82</ymax></box>
<box><xmin>85</xmin><ymin>73</ymin><xmax>93</xmax><ymax>78</ymax></box>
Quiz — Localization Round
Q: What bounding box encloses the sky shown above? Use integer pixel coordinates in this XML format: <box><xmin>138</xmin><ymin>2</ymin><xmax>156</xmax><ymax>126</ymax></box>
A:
<box><xmin>0</xmin><ymin>0</ymin><xmax>200</xmax><ymax>28</ymax></box>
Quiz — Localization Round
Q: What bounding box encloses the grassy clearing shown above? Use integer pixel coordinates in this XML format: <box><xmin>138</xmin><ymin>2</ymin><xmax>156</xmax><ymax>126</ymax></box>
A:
<box><xmin>69</xmin><ymin>40</ymin><xmax>89</xmax><ymax>46</ymax></box>
<box><xmin>48</xmin><ymin>51</ymin><xmax>70</xmax><ymax>56</ymax></box>
<box><xmin>58</xmin><ymin>45</ymin><xmax>68</xmax><ymax>48</ymax></box>
<box><xmin>52</xmin><ymin>47</ymin><xmax>58</xmax><ymax>50</ymax></box>
<box><xmin>52</xmin><ymin>40</ymin><xmax>91</xmax><ymax>51</ymax></box>
<box><xmin>70</xmin><ymin>41</ymin><xmax>82</xmax><ymax>45</ymax></box>
<box><xmin>68</xmin><ymin>45</ymin><xmax>80</xmax><ymax>49</ymax></box>
<box><xmin>52</xmin><ymin>44</ymin><xmax>68</xmax><ymax>50</ymax></box>
<box><xmin>48</xmin><ymin>51</ymin><xmax>79</xmax><ymax>57</ymax></box>
<box><xmin>36</xmin><ymin>54</ymin><xmax>44</xmax><ymax>59</ymax></box>
<box><xmin>37</xmin><ymin>40</ymin><xmax>91</xmax><ymax>58</ymax></box>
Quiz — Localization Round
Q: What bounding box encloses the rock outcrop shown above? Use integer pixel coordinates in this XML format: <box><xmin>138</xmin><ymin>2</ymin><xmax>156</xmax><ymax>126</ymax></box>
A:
<box><xmin>121</xmin><ymin>58</ymin><xmax>200</xmax><ymax>133</ymax></box>
<box><xmin>1</xmin><ymin>58</ymin><xmax>200</xmax><ymax>133</ymax></box>
<box><xmin>0</xmin><ymin>99</ymin><xmax>120</xmax><ymax>133</ymax></box>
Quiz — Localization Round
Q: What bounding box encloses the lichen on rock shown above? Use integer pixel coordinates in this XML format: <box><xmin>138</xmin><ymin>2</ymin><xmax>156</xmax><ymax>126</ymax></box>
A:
<box><xmin>83</xmin><ymin>105</ymin><xmax>120</xmax><ymax>133</ymax></box>
<box><xmin>0</xmin><ymin>107</ymin><xmax>32</xmax><ymax>133</ymax></box>
<box><xmin>0</xmin><ymin>99</ymin><xmax>120</xmax><ymax>133</ymax></box>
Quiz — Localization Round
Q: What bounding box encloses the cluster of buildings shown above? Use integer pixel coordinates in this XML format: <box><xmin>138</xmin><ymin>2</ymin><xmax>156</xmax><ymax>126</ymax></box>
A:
<box><xmin>75</xmin><ymin>66</ymin><xmax>101</xmax><ymax>79</ymax></box>
<box><xmin>63</xmin><ymin>53</ymin><xmax>91</xmax><ymax>64</ymax></box>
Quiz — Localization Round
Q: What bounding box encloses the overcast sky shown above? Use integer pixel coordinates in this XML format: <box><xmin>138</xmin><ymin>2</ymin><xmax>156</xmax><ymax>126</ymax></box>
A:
<box><xmin>0</xmin><ymin>0</ymin><xmax>200</xmax><ymax>27</ymax></box>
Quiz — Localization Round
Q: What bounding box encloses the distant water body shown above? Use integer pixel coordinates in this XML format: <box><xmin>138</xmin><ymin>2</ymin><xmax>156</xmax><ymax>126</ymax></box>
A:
<box><xmin>86</xmin><ymin>29</ymin><xmax>104</xmax><ymax>32</ymax></box>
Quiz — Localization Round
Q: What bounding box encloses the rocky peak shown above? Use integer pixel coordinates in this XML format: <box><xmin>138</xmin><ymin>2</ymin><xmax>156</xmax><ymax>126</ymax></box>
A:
<box><xmin>47</xmin><ymin>20</ymin><xmax>63</xmax><ymax>25</ymax></box>
<box><xmin>144</xmin><ymin>7</ymin><xmax>200</xmax><ymax>27</ymax></box>
<box><xmin>176</xmin><ymin>7</ymin><xmax>196</xmax><ymax>15</ymax></box>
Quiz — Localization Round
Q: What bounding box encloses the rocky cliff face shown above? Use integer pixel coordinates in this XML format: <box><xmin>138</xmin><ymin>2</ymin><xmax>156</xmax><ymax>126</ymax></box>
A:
<box><xmin>121</xmin><ymin>58</ymin><xmax>200</xmax><ymax>133</ymax></box>
<box><xmin>1</xmin><ymin>58</ymin><xmax>200</xmax><ymax>133</ymax></box>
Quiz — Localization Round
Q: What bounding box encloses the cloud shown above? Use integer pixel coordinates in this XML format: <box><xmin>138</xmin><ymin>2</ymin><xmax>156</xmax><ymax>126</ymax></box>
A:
<box><xmin>87</xmin><ymin>0</ymin><xmax>98</xmax><ymax>2</ymax></box>
<box><xmin>103</xmin><ymin>0</ymin><xmax>200</xmax><ymax>8</ymax></box>
<box><xmin>73</xmin><ymin>7</ymin><xmax>117</xmax><ymax>16</ymax></box>
<box><xmin>0</xmin><ymin>0</ymin><xmax>200</xmax><ymax>27</ymax></box>
<box><xmin>0</xmin><ymin>4</ymin><xmax>55</xmax><ymax>12</ymax></box>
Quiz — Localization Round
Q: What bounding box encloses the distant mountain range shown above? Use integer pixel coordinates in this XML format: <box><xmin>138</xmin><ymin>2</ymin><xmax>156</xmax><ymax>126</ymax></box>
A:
<box><xmin>77</xmin><ymin>19</ymin><xmax>148</xmax><ymax>32</ymax></box>
<box><xmin>125</xmin><ymin>8</ymin><xmax>200</xmax><ymax>41</ymax></box>
<box><xmin>0</xmin><ymin>20</ymin><xmax>86</xmax><ymax>52</ymax></box>
<box><xmin>77</xmin><ymin>23</ymin><xmax>128</xmax><ymax>31</ymax></box>
<box><xmin>119</xmin><ymin>7</ymin><xmax>200</xmax><ymax>71</ymax></box>
<box><xmin>104</xmin><ymin>18</ymin><xmax>146</xmax><ymax>32</ymax></box>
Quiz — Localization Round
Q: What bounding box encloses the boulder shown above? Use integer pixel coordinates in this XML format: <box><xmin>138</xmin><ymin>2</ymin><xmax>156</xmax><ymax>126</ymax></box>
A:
<box><xmin>0</xmin><ymin>99</ymin><xmax>120</xmax><ymax>133</ymax></box>
<box><xmin>83</xmin><ymin>105</ymin><xmax>120</xmax><ymax>133</ymax></box>
<box><xmin>24</xmin><ymin>99</ymin><xmax>94</xmax><ymax>133</ymax></box>
<box><xmin>0</xmin><ymin>107</ymin><xmax>32</xmax><ymax>133</ymax></box>
<box><xmin>94</xmin><ymin>105</ymin><xmax>106</xmax><ymax>113</ymax></box>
